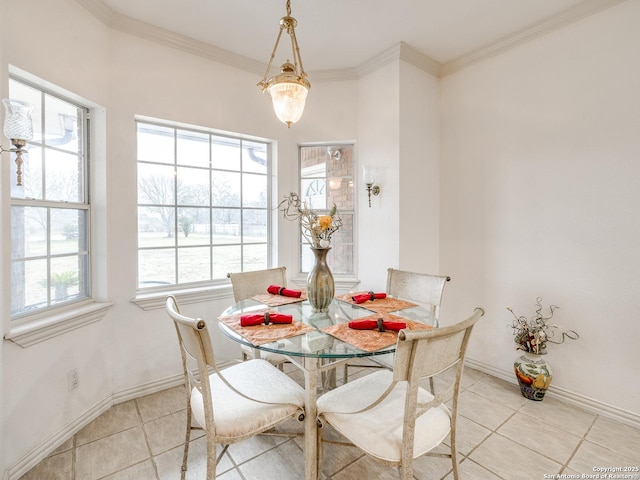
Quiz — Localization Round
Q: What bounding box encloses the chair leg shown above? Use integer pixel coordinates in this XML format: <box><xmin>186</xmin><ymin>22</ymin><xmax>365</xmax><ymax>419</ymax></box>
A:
<box><xmin>181</xmin><ymin>391</ymin><xmax>193</xmax><ymax>480</ymax></box>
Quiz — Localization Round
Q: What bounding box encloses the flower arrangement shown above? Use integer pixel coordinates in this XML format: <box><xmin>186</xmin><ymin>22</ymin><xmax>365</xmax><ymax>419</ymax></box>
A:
<box><xmin>278</xmin><ymin>192</ymin><xmax>342</xmax><ymax>249</ymax></box>
<box><xmin>507</xmin><ymin>297</ymin><xmax>579</xmax><ymax>355</ymax></box>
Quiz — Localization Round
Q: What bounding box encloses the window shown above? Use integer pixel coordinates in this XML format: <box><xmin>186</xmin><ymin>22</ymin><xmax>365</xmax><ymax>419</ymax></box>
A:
<box><xmin>9</xmin><ymin>77</ymin><xmax>91</xmax><ymax>319</ymax></box>
<box><xmin>299</xmin><ymin>144</ymin><xmax>355</xmax><ymax>275</ymax></box>
<box><xmin>136</xmin><ymin>121</ymin><xmax>270</xmax><ymax>289</ymax></box>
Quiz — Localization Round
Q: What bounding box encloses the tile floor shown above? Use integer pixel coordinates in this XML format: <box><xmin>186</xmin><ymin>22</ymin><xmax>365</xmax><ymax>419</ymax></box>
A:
<box><xmin>19</xmin><ymin>363</ymin><xmax>640</xmax><ymax>480</ymax></box>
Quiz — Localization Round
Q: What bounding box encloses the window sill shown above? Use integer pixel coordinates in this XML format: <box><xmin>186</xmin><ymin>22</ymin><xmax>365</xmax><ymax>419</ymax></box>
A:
<box><xmin>132</xmin><ymin>284</ymin><xmax>233</xmax><ymax>311</ymax></box>
<box><xmin>5</xmin><ymin>301</ymin><xmax>113</xmax><ymax>348</ymax></box>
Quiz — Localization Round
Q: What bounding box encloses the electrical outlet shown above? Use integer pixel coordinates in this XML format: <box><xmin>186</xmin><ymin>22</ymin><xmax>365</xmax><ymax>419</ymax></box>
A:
<box><xmin>68</xmin><ymin>368</ymin><xmax>79</xmax><ymax>391</ymax></box>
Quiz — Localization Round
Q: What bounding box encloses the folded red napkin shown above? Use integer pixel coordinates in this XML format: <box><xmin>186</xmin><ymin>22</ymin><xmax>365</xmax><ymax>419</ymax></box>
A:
<box><xmin>267</xmin><ymin>284</ymin><xmax>302</xmax><ymax>298</ymax></box>
<box><xmin>348</xmin><ymin>319</ymin><xmax>406</xmax><ymax>332</ymax></box>
<box><xmin>352</xmin><ymin>291</ymin><xmax>387</xmax><ymax>304</ymax></box>
<box><xmin>240</xmin><ymin>312</ymin><xmax>293</xmax><ymax>326</ymax></box>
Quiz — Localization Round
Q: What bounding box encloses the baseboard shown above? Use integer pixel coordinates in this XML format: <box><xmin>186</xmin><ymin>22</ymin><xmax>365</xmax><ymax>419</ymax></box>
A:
<box><xmin>4</xmin><ymin>373</ymin><xmax>186</xmax><ymax>480</ymax></box>
<box><xmin>112</xmin><ymin>373</ymin><xmax>185</xmax><ymax>404</ymax></box>
<box><xmin>465</xmin><ymin>358</ymin><xmax>640</xmax><ymax>429</ymax></box>
<box><xmin>4</xmin><ymin>395</ymin><xmax>113</xmax><ymax>480</ymax></box>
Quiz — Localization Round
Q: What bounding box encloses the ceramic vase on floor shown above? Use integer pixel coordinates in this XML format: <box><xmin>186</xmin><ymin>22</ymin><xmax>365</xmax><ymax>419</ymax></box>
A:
<box><xmin>513</xmin><ymin>352</ymin><xmax>552</xmax><ymax>401</ymax></box>
<box><xmin>307</xmin><ymin>247</ymin><xmax>334</xmax><ymax>313</ymax></box>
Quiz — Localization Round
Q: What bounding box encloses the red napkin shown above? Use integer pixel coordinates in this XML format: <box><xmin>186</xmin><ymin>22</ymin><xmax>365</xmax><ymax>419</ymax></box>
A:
<box><xmin>267</xmin><ymin>285</ymin><xmax>302</xmax><ymax>298</ymax></box>
<box><xmin>240</xmin><ymin>312</ymin><xmax>293</xmax><ymax>326</ymax></box>
<box><xmin>352</xmin><ymin>291</ymin><xmax>387</xmax><ymax>304</ymax></box>
<box><xmin>348</xmin><ymin>319</ymin><xmax>406</xmax><ymax>332</ymax></box>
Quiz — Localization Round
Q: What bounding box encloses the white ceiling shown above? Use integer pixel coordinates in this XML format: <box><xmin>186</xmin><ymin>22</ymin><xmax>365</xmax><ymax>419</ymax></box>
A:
<box><xmin>97</xmin><ymin>0</ymin><xmax>618</xmax><ymax>72</ymax></box>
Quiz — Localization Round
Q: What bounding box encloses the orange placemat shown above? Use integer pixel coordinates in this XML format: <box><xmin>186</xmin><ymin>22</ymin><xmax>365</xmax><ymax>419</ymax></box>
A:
<box><xmin>322</xmin><ymin>313</ymin><xmax>433</xmax><ymax>352</ymax></box>
<box><xmin>336</xmin><ymin>293</ymin><xmax>418</xmax><ymax>313</ymax></box>
<box><xmin>218</xmin><ymin>309</ymin><xmax>314</xmax><ymax>346</ymax></box>
<box><xmin>251</xmin><ymin>290</ymin><xmax>307</xmax><ymax>307</ymax></box>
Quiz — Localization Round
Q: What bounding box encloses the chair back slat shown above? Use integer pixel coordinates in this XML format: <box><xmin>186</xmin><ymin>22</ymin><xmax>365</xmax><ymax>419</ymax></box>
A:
<box><xmin>386</xmin><ymin>268</ymin><xmax>450</xmax><ymax>318</ymax></box>
<box><xmin>393</xmin><ymin>308</ymin><xmax>484</xmax><ymax>383</ymax></box>
<box><xmin>227</xmin><ymin>267</ymin><xmax>288</xmax><ymax>302</ymax></box>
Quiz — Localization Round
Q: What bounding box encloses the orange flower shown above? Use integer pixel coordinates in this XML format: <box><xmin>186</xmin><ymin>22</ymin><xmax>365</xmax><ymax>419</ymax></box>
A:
<box><xmin>318</xmin><ymin>215</ymin><xmax>332</xmax><ymax>230</ymax></box>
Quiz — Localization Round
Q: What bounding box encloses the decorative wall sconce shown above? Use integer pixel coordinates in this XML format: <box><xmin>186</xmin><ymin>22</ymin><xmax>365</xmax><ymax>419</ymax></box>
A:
<box><xmin>257</xmin><ymin>0</ymin><xmax>310</xmax><ymax>128</ymax></box>
<box><xmin>1</xmin><ymin>99</ymin><xmax>34</xmax><ymax>186</ymax></box>
<box><xmin>362</xmin><ymin>166</ymin><xmax>380</xmax><ymax>207</ymax></box>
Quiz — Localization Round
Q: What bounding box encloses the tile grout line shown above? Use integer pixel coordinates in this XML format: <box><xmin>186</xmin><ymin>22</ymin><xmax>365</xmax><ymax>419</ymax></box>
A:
<box><xmin>558</xmin><ymin>414</ymin><xmax>598</xmax><ymax>475</ymax></box>
<box><xmin>133</xmin><ymin>398</ymin><xmax>161</xmax><ymax>480</ymax></box>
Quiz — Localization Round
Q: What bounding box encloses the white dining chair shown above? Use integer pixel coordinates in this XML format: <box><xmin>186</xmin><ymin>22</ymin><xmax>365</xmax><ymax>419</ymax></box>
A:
<box><xmin>317</xmin><ymin>307</ymin><xmax>484</xmax><ymax>480</ymax></box>
<box><xmin>227</xmin><ymin>266</ymin><xmax>291</xmax><ymax>368</ymax></box>
<box><xmin>165</xmin><ymin>295</ymin><xmax>305</xmax><ymax>480</ymax></box>
<box><xmin>343</xmin><ymin>268</ymin><xmax>451</xmax><ymax>384</ymax></box>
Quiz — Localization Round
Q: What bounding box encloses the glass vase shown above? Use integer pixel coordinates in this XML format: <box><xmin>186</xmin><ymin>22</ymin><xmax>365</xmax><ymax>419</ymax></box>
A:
<box><xmin>307</xmin><ymin>247</ymin><xmax>335</xmax><ymax>313</ymax></box>
<box><xmin>513</xmin><ymin>352</ymin><xmax>552</xmax><ymax>401</ymax></box>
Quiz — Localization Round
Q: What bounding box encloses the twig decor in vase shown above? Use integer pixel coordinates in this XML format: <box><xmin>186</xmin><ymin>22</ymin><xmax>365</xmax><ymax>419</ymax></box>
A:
<box><xmin>507</xmin><ymin>297</ymin><xmax>579</xmax><ymax>401</ymax></box>
<box><xmin>279</xmin><ymin>193</ymin><xmax>342</xmax><ymax>312</ymax></box>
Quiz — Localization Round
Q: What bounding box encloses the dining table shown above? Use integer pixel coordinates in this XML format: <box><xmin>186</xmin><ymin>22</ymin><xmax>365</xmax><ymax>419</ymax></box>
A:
<box><xmin>217</xmin><ymin>293</ymin><xmax>437</xmax><ymax>480</ymax></box>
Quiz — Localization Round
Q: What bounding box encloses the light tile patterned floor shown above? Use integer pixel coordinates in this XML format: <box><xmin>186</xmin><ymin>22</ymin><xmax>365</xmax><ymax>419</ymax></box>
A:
<box><xmin>19</xmin><ymin>365</ymin><xmax>640</xmax><ymax>479</ymax></box>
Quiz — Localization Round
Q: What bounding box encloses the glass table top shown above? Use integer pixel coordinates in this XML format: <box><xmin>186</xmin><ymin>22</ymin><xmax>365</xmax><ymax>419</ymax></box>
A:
<box><xmin>218</xmin><ymin>298</ymin><xmax>437</xmax><ymax>359</ymax></box>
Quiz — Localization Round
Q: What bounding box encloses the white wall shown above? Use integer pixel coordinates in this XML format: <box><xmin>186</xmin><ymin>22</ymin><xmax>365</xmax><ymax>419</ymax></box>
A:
<box><xmin>440</xmin><ymin>1</ymin><xmax>640</xmax><ymax>417</ymax></box>
<box><xmin>398</xmin><ymin>62</ymin><xmax>440</xmax><ymax>274</ymax></box>
<box><xmin>357</xmin><ymin>61</ymin><xmax>401</xmax><ymax>290</ymax></box>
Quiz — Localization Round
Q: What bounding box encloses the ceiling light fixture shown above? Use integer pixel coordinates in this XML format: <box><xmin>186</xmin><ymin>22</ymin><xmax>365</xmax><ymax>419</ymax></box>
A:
<box><xmin>257</xmin><ymin>0</ymin><xmax>310</xmax><ymax>128</ymax></box>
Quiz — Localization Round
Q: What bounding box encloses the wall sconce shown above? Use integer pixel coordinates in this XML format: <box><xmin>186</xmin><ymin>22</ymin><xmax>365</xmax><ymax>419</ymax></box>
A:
<box><xmin>362</xmin><ymin>166</ymin><xmax>380</xmax><ymax>207</ymax></box>
<box><xmin>1</xmin><ymin>99</ymin><xmax>34</xmax><ymax>186</ymax></box>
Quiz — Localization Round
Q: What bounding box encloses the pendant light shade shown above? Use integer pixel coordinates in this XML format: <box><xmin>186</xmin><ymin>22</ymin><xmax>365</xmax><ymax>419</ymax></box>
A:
<box><xmin>257</xmin><ymin>0</ymin><xmax>310</xmax><ymax>128</ymax></box>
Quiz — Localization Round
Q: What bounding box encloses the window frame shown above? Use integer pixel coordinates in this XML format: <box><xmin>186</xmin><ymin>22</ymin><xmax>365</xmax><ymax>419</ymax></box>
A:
<box><xmin>4</xmin><ymin>70</ymin><xmax>112</xmax><ymax>347</ymax></box>
<box><xmin>8</xmin><ymin>76</ymin><xmax>92</xmax><ymax>323</ymax></box>
<box><xmin>135</xmin><ymin>118</ymin><xmax>274</xmax><ymax>293</ymax></box>
<box><xmin>297</xmin><ymin>143</ymin><xmax>357</xmax><ymax>278</ymax></box>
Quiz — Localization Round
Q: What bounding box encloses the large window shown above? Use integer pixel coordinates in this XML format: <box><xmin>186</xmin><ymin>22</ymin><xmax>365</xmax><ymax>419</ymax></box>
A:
<box><xmin>299</xmin><ymin>144</ymin><xmax>355</xmax><ymax>275</ymax></box>
<box><xmin>136</xmin><ymin>121</ymin><xmax>270</xmax><ymax>289</ymax></box>
<box><xmin>9</xmin><ymin>77</ymin><xmax>90</xmax><ymax>319</ymax></box>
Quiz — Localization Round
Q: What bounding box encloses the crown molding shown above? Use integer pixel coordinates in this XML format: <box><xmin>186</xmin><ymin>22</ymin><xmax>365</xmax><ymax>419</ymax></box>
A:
<box><xmin>440</xmin><ymin>0</ymin><xmax>628</xmax><ymax>76</ymax></box>
<box><xmin>76</xmin><ymin>0</ymin><xmax>626</xmax><ymax>81</ymax></box>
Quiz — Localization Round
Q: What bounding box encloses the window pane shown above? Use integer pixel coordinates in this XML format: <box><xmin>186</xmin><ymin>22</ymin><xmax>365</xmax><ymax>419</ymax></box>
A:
<box><xmin>213</xmin><ymin>208</ymin><xmax>240</xmax><ymax>244</ymax></box>
<box><xmin>51</xmin><ymin>208</ymin><xmax>86</xmax><ymax>255</ymax></box>
<box><xmin>212</xmin><ymin>245</ymin><xmax>241</xmax><ymax>279</ymax></box>
<box><xmin>138</xmin><ymin>206</ymin><xmax>175</xmax><ymax>248</ymax></box>
<box><xmin>212</xmin><ymin>136</ymin><xmax>240</xmax><ymax>170</ymax></box>
<box><xmin>44</xmin><ymin>94</ymin><xmax>82</xmax><ymax>153</ymax></box>
<box><xmin>243</xmin><ymin>244</ymin><xmax>268</xmax><ymax>271</ymax></box>
<box><xmin>11</xmin><ymin>206</ymin><xmax>48</xmax><ymax>258</ymax></box>
<box><xmin>45</xmin><ymin>150</ymin><xmax>82</xmax><ymax>202</ymax></box>
<box><xmin>177</xmin><ymin>166</ymin><xmax>209</xmax><ymax>206</ymax></box>
<box><xmin>242</xmin><ymin>173</ymin><xmax>267</xmax><ymax>208</ymax></box>
<box><xmin>50</xmin><ymin>256</ymin><xmax>82</xmax><ymax>303</ymax></box>
<box><xmin>11</xmin><ymin>259</ymin><xmax>47</xmax><ymax>315</ymax></box>
<box><xmin>138</xmin><ymin>163</ymin><xmax>175</xmax><ymax>205</ymax></box>
<box><xmin>178</xmin><ymin>247</ymin><xmax>211</xmax><ymax>283</ymax></box>
<box><xmin>177</xmin><ymin>129</ymin><xmax>209</xmax><ymax>168</ymax></box>
<box><xmin>212</xmin><ymin>171</ymin><xmax>240</xmax><ymax>207</ymax></box>
<box><xmin>242</xmin><ymin>141</ymin><xmax>267</xmax><ymax>174</ymax></box>
<box><xmin>139</xmin><ymin>249</ymin><xmax>175</xmax><ymax>287</ymax></box>
<box><xmin>137</xmin><ymin>123</ymin><xmax>175</xmax><ymax>164</ymax></box>
<box><xmin>243</xmin><ymin>209</ymin><xmax>267</xmax><ymax>243</ymax></box>
<box><xmin>177</xmin><ymin>207</ymin><xmax>209</xmax><ymax>246</ymax></box>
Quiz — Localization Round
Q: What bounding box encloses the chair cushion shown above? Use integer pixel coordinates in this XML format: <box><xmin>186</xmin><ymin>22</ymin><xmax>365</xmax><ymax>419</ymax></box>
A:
<box><xmin>191</xmin><ymin>359</ymin><xmax>305</xmax><ymax>442</ymax></box>
<box><xmin>317</xmin><ymin>370</ymin><xmax>451</xmax><ymax>464</ymax></box>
